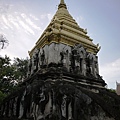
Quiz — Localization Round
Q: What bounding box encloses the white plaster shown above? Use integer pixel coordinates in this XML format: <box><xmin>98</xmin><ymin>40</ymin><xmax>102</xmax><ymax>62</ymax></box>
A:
<box><xmin>61</xmin><ymin>95</ymin><xmax>67</xmax><ymax>118</ymax></box>
<box><xmin>18</xmin><ymin>102</ymin><xmax>24</xmax><ymax>119</ymax></box>
<box><xmin>18</xmin><ymin>90</ymin><xmax>26</xmax><ymax>119</ymax></box>
<box><xmin>68</xmin><ymin>102</ymin><xmax>72</xmax><ymax>120</ymax></box>
<box><xmin>44</xmin><ymin>92</ymin><xmax>52</xmax><ymax>117</ymax></box>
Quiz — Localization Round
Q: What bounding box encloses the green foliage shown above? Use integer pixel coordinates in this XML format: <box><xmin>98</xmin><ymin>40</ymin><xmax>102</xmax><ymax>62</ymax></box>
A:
<box><xmin>0</xmin><ymin>56</ymin><xmax>14</xmax><ymax>92</ymax></box>
<box><xmin>13</xmin><ymin>57</ymin><xmax>28</xmax><ymax>80</ymax></box>
<box><xmin>0</xmin><ymin>55</ymin><xmax>12</xmax><ymax>79</ymax></box>
<box><xmin>0</xmin><ymin>55</ymin><xmax>28</xmax><ymax>103</ymax></box>
<box><xmin>0</xmin><ymin>91</ymin><xmax>6</xmax><ymax>103</ymax></box>
<box><xmin>108</xmin><ymin>89</ymin><xmax>116</xmax><ymax>93</ymax></box>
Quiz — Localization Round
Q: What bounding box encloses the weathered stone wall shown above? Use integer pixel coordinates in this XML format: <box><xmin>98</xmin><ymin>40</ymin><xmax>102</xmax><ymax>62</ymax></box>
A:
<box><xmin>28</xmin><ymin>43</ymin><xmax>101</xmax><ymax>80</ymax></box>
<box><xmin>1</xmin><ymin>44</ymin><xmax>120</xmax><ymax>120</ymax></box>
<box><xmin>0</xmin><ymin>72</ymin><xmax>120</xmax><ymax>120</ymax></box>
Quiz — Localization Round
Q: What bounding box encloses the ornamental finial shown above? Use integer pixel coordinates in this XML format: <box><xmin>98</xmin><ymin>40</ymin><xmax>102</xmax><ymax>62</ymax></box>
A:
<box><xmin>58</xmin><ymin>0</ymin><xmax>67</xmax><ymax>9</ymax></box>
<box><xmin>60</xmin><ymin>0</ymin><xmax>65</xmax><ymax>4</ymax></box>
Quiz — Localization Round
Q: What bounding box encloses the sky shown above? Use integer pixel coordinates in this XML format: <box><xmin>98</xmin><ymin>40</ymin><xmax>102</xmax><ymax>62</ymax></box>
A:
<box><xmin>0</xmin><ymin>0</ymin><xmax>120</xmax><ymax>89</ymax></box>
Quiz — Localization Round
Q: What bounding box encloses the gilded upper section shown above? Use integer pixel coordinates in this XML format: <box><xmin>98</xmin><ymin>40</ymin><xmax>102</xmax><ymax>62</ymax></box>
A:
<box><xmin>29</xmin><ymin>0</ymin><xmax>101</xmax><ymax>56</ymax></box>
<box><xmin>58</xmin><ymin>0</ymin><xmax>67</xmax><ymax>9</ymax></box>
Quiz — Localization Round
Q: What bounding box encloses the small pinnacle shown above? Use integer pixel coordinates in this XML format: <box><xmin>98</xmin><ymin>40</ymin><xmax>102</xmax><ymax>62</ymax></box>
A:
<box><xmin>58</xmin><ymin>0</ymin><xmax>67</xmax><ymax>9</ymax></box>
<box><xmin>60</xmin><ymin>0</ymin><xmax>65</xmax><ymax>4</ymax></box>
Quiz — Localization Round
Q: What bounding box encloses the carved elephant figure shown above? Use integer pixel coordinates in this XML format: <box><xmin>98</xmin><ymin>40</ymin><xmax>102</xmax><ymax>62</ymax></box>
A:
<box><xmin>87</xmin><ymin>53</ymin><xmax>99</xmax><ymax>77</ymax></box>
<box><xmin>71</xmin><ymin>44</ymin><xmax>87</xmax><ymax>76</ymax></box>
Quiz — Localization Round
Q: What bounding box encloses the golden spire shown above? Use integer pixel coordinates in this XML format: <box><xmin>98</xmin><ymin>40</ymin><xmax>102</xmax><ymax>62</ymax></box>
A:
<box><xmin>58</xmin><ymin>0</ymin><xmax>67</xmax><ymax>9</ymax></box>
<box><xmin>29</xmin><ymin>0</ymin><xmax>100</xmax><ymax>56</ymax></box>
<box><xmin>60</xmin><ymin>0</ymin><xmax>65</xmax><ymax>4</ymax></box>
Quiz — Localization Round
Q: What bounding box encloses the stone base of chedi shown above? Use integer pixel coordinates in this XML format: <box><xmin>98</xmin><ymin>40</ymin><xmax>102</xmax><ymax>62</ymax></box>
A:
<box><xmin>1</xmin><ymin>44</ymin><xmax>120</xmax><ymax>120</ymax></box>
<box><xmin>1</xmin><ymin>0</ymin><xmax>120</xmax><ymax>119</ymax></box>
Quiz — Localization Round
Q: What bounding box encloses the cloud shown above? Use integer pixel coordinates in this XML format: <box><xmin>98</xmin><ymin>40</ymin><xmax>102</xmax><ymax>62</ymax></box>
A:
<box><xmin>47</xmin><ymin>14</ymin><xmax>53</xmax><ymax>21</ymax></box>
<box><xmin>0</xmin><ymin>3</ymin><xmax>42</xmax><ymax>58</ymax></box>
<box><xmin>30</xmin><ymin>14</ymin><xmax>39</xmax><ymax>21</ymax></box>
<box><xmin>21</xmin><ymin>13</ymin><xmax>41</xmax><ymax>31</ymax></box>
<box><xmin>19</xmin><ymin>20</ymin><xmax>35</xmax><ymax>35</ymax></box>
<box><xmin>0</xmin><ymin>3</ymin><xmax>41</xmax><ymax>35</ymax></box>
<box><xmin>100</xmin><ymin>58</ymin><xmax>120</xmax><ymax>88</ymax></box>
<box><xmin>0</xmin><ymin>4</ymin><xmax>13</xmax><ymax>14</ymax></box>
<box><xmin>0</xmin><ymin>2</ymin><xmax>54</xmax><ymax>60</ymax></box>
<box><xmin>40</xmin><ymin>14</ymin><xmax>46</xmax><ymax>19</ymax></box>
<box><xmin>1</xmin><ymin>15</ymin><xmax>13</xmax><ymax>30</ymax></box>
<box><xmin>76</xmin><ymin>16</ymin><xmax>84</xmax><ymax>24</ymax></box>
<box><xmin>40</xmin><ymin>13</ymin><xmax>53</xmax><ymax>21</ymax></box>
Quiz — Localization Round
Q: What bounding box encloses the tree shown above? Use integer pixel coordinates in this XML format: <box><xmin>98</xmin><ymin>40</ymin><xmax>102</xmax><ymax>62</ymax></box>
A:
<box><xmin>0</xmin><ymin>55</ymin><xmax>14</xmax><ymax>94</ymax></box>
<box><xmin>0</xmin><ymin>91</ymin><xmax>6</xmax><ymax>103</ymax></box>
<box><xmin>0</xmin><ymin>55</ymin><xmax>13</xmax><ymax>102</ymax></box>
<box><xmin>0</xmin><ymin>34</ymin><xmax>9</xmax><ymax>50</ymax></box>
<box><xmin>0</xmin><ymin>55</ymin><xmax>13</xmax><ymax>79</ymax></box>
<box><xmin>13</xmin><ymin>57</ymin><xmax>28</xmax><ymax>81</ymax></box>
<box><xmin>0</xmin><ymin>56</ymin><xmax>28</xmax><ymax>95</ymax></box>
